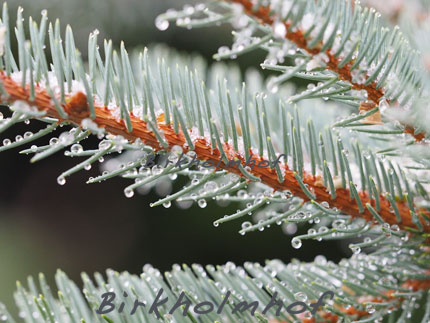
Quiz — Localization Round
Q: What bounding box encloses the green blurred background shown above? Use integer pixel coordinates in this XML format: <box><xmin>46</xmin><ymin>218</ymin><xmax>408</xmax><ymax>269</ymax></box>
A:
<box><xmin>0</xmin><ymin>0</ymin><xmax>347</xmax><ymax>317</ymax></box>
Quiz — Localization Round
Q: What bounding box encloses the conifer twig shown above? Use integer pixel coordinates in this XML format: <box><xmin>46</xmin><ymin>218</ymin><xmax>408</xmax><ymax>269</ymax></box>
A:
<box><xmin>225</xmin><ymin>0</ymin><xmax>426</xmax><ymax>141</ymax></box>
<box><xmin>2</xmin><ymin>73</ymin><xmax>429</xmax><ymax>233</ymax></box>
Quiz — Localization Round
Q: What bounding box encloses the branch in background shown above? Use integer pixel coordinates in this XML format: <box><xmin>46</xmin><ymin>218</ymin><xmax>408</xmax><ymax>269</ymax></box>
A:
<box><xmin>227</xmin><ymin>0</ymin><xmax>426</xmax><ymax>141</ymax></box>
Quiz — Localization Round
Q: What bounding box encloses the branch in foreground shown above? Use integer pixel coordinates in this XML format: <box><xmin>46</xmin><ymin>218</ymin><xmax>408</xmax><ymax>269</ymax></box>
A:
<box><xmin>1</xmin><ymin>73</ymin><xmax>429</xmax><ymax>233</ymax></box>
<box><xmin>4</xmin><ymin>258</ymin><xmax>430</xmax><ymax>322</ymax></box>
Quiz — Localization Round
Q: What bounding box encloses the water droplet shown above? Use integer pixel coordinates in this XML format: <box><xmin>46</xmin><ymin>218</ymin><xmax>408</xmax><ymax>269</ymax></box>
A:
<box><xmin>321</xmin><ymin>201</ymin><xmax>329</xmax><ymax>208</ymax></box>
<box><xmin>57</xmin><ymin>176</ymin><xmax>66</xmax><ymax>185</ymax></box>
<box><xmin>350</xmin><ymin>245</ymin><xmax>361</xmax><ymax>255</ymax></box>
<box><xmin>192</xmin><ymin>178</ymin><xmax>200</xmax><ymax>185</ymax></box>
<box><xmin>342</xmin><ymin>149</ymin><xmax>349</xmax><ymax>157</ymax></box>
<box><xmin>98</xmin><ymin>140</ymin><xmax>111</xmax><ymax>150</ymax></box>
<box><xmin>71</xmin><ymin>144</ymin><xmax>83</xmax><ymax>154</ymax></box>
<box><xmin>198</xmin><ymin>199</ymin><xmax>207</xmax><ymax>208</ymax></box>
<box><xmin>237</xmin><ymin>190</ymin><xmax>248</xmax><ymax>198</ymax></box>
<box><xmin>155</xmin><ymin>17</ymin><xmax>169</xmax><ymax>31</ymax></box>
<box><xmin>24</xmin><ymin>131</ymin><xmax>33</xmax><ymax>138</ymax></box>
<box><xmin>273</xmin><ymin>22</ymin><xmax>287</xmax><ymax>38</ymax></box>
<box><xmin>379</xmin><ymin>99</ymin><xmax>389</xmax><ymax>114</ymax></box>
<box><xmin>267</xmin><ymin>77</ymin><xmax>279</xmax><ymax>94</ymax></box>
<box><xmin>332</xmin><ymin>219</ymin><xmax>346</xmax><ymax>230</ymax></box>
<box><xmin>217</xmin><ymin>46</ymin><xmax>230</xmax><ymax>56</ymax></box>
<box><xmin>291</xmin><ymin>237</ymin><xmax>302</xmax><ymax>249</ymax></box>
<box><xmin>168</xmin><ymin>173</ymin><xmax>178</xmax><ymax>180</ymax></box>
<box><xmin>163</xmin><ymin>201</ymin><xmax>171</xmax><ymax>208</ymax></box>
<box><xmin>204</xmin><ymin>181</ymin><xmax>218</xmax><ymax>193</ymax></box>
<box><xmin>186</xmin><ymin>150</ymin><xmax>197</xmax><ymax>159</ymax></box>
<box><xmin>2</xmin><ymin>138</ymin><xmax>11</xmax><ymax>146</ymax></box>
<box><xmin>171</xmin><ymin>145</ymin><xmax>183</xmax><ymax>155</ymax></box>
<box><xmin>365</xmin><ymin>304</ymin><xmax>375</xmax><ymax>314</ymax></box>
<box><xmin>294</xmin><ymin>292</ymin><xmax>307</xmax><ymax>302</ymax></box>
<box><xmin>152</xmin><ymin>165</ymin><xmax>163</xmax><ymax>175</ymax></box>
<box><xmin>124</xmin><ymin>188</ymin><xmax>134</xmax><ymax>198</ymax></box>
<box><xmin>319</xmin><ymin>226</ymin><xmax>328</xmax><ymax>233</ymax></box>
<box><xmin>258</xmin><ymin>221</ymin><xmax>265</xmax><ymax>231</ymax></box>
<box><xmin>49</xmin><ymin>137</ymin><xmax>59</xmax><ymax>145</ymax></box>
<box><xmin>282</xmin><ymin>223</ymin><xmax>297</xmax><ymax>235</ymax></box>
<box><xmin>241</xmin><ymin>221</ymin><xmax>252</xmax><ymax>230</ymax></box>
<box><xmin>314</xmin><ymin>255</ymin><xmax>327</xmax><ymax>265</ymax></box>
<box><xmin>84</xmin><ymin>163</ymin><xmax>92</xmax><ymax>171</ymax></box>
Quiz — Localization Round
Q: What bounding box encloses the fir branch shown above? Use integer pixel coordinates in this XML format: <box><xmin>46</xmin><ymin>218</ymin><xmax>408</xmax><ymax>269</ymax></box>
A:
<box><xmin>3</xmin><ymin>254</ymin><xmax>430</xmax><ymax>323</ymax></box>
<box><xmin>2</xmin><ymin>73</ymin><xmax>429</xmax><ymax>233</ymax></box>
<box><xmin>228</xmin><ymin>0</ymin><xmax>426</xmax><ymax>141</ymax></box>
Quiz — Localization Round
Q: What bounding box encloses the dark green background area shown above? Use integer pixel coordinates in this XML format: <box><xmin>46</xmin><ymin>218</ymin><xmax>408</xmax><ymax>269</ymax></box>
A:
<box><xmin>0</xmin><ymin>0</ymin><xmax>347</xmax><ymax>316</ymax></box>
